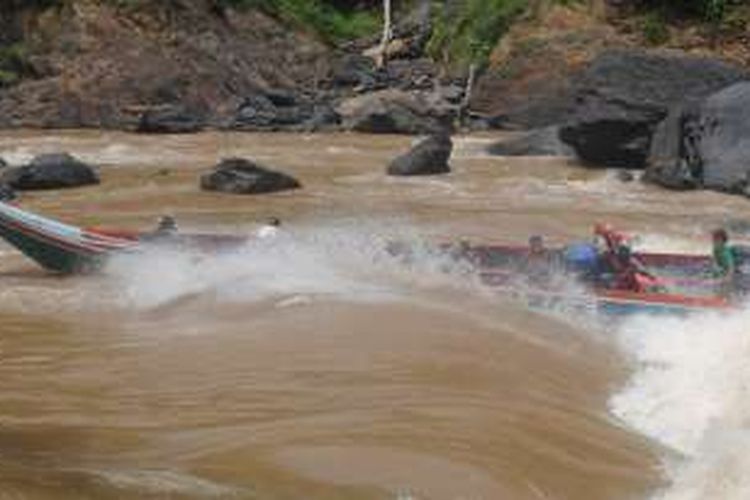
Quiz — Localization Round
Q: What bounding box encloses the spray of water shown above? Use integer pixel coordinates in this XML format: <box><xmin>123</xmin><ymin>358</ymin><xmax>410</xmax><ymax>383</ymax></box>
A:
<box><xmin>103</xmin><ymin>219</ymin><xmax>481</xmax><ymax>310</ymax></box>
<box><xmin>610</xmin><ymin>306</ymin><xmax>750</xmax><ymax>500</ymax></box>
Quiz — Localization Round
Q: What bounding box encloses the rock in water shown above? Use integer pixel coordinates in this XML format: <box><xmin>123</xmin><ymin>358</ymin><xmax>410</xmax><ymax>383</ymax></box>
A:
<box><xmin>1</xmin><ymin>153</ymin><xmax>99</xmax><ymax>190</ymax></box>
<box><xmin>560</xmin><ymin>50</ymin><xmax>747</xmax><ymax>168</ymax></box>
<box><xmin>387</xmin><ymin>134</ymin><xmax>452</xmax><ymax>176</ymax></box>
<box><xmin>487</xmin><ymin>126</ymin><xmax>573</xmax><ymax>157</ymax></box>
<box><xmin>137</xmin><ymin>106</ymin><xmax>205</xmax><ymax>133</ymax></box>
<box><xmin>0</xmin><ymin>158</ymin><xmax>7</xmax><ymax>169</ymax></box>
<box><xmin>616</xmin><ymin>170</ymin><xmax>635</xmax><ymax>183</ymax></box>
<box><xmin>200</xmin><ymin>158</ymin><xmax>301</xmax><ymax>195</ymax></box>
<box><xmin>646</xmin><ymin>82</ymin><xmax>750</xmax><ymax>194</ymax></box>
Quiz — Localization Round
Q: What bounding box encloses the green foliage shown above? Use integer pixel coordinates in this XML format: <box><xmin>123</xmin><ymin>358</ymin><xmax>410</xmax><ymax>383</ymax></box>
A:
<box><xmin>704</xmin><ymin>0</ymin><xmax>727</xmax><ymax>22</ymax></box>
<box><xmin>0</xmin><ymin>70</ymin><xmax>19</xmax><ymax>87</ymax></box>
<box><xmin>217</xmin><ymin>0</ymin><xmax>379</xmax><ymax>43</ymax></box>
<box><xmin>641</xmin><ymin>10</ymin><xmax>669</xmax><ymax>45</ymax></box>
<box><xmin>427</xmin><ymin>0</ymin><xmax>527</xmax><ymax>70</ymax></box>
<box><xmin>0</xmin><ymin>43</ymin><xmax>30</xmax><ymax>88</ymax></box>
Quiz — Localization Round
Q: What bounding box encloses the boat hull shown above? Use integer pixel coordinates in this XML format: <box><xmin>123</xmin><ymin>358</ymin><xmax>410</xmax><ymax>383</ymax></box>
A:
<box><xmin>0</xmin><ymin>201</ymin><xmax>252</xmax><ymax>274</ymax></box>
<box><xmin>465</xmin><ymin>243</ymin><xmax>729</xmax><ymax>317</ymax></box>
<box><xmin>0</xmin><ymin>202</ymin><xmax>732</xmax><ymax>316</ymax></box>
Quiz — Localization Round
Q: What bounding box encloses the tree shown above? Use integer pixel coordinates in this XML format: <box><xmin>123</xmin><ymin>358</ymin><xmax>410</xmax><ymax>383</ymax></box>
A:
<box><xmin>376</xmin><ymin>0</ymin><xmax>391</xmax><ymax>69</ymax></box>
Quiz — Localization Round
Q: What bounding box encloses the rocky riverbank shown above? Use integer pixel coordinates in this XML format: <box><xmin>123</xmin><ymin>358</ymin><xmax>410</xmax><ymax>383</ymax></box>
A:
<box><xmin>0</xmin><ymin>0</ymin><xmax>462</xmax><ymax>135</ymax></box>
<box><xmin>2</xmin><ymin>1</ymin><xmax>750</xmax><ymax>199</ymax></box>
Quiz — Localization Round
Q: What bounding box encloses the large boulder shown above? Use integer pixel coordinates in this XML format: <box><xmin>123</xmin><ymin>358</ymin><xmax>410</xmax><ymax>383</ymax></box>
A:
<box><xmin>487</xmin><ymin>126</ymin><xmax>574</xmax><ymax>157</ymax></box>
<box><xmin>230</xmin><ymin>92</ymin><xmax>333</xmax><ymax>131</ymax></box>
<box><xmin>646</xmin><ymin>82</ymin><xmax>750</xmax><ymax>194</ymax></box>
<box><xmin>200</xmin><ymin>158</ymin><xmax>301</xmax><ymax>195</ymax></box>
<box><xmin>329</xmin><ymin>54</ymin><xmax>379</xmax><ymax>90</ymax></box>
<box><xmin>232</xmin><ymin>95</ymin><xmax>278</xmax><ymax>129</ymax></box>
<box><xmin>137</xmin><ymin>106</ymin><xmax>206</xmax><ymax>133</ymax></box>
<box><xmin>387</xmin><ymin>134</ymin><xmax>452</xmax><ymax>176</ymax></box>
<box><xmin>1</xmin><ymin>153</ymin><xmax>99</xmax><ymax>190</ymax></box>
<box><xmin>560</xmin><ymin>50</ymin><xmax>748</xmax><ymax>168</ymax></box>
<box><xmin>337</xmin><ymin>89</ymin><xmax>453</xmax><ymax>135</ymax></box>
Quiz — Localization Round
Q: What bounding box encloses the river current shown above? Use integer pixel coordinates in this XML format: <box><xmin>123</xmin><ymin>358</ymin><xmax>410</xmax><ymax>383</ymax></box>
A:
<box><xmin>0</xmin><ymin>130</ymin><xmax>748</xmax><ymax>499</ymax></box>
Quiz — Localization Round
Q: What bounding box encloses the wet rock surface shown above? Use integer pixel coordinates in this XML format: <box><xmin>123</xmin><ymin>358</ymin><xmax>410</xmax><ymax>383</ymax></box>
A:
<box><xmin>0</xmin><ymin>153</ymin><xmax>99</xmax><ymax>190</ymax></box>
<box><xmin>200</xmin><ymin>158</ymin><xmax>301</xmax><ymax>195</ymax></box>
<box><xmin>560</xmin><ymin>50</ymin><xmax>747</xmax><ymax>169</ymax></box>
<box><xmin>387</xmin><ymin>134</ymin><xmax>452</xmax><ymax>176</ymax></box>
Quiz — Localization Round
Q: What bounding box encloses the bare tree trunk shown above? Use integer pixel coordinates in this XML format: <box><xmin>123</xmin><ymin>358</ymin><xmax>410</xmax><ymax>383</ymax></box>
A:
<box><xmin>376</xmin><ymin>0</ymin><xmax>392</xmax><ymax>69</ymax></box>
<box><xmin>458</xmin><ymin>63</ymin><xmax>477</xmax><ymax>128</ymax></box>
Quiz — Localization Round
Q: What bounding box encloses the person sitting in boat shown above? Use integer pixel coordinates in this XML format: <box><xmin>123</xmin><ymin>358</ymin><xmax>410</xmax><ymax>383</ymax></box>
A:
<box><xmin>594</xmin><ymin>223</ymin><xmax>625</xmax><ymax>264</ymax></box>
<box><xmin>592</xmin><ymin>223</ymin><xmax>660</xmax><ymax>291</ymax></box>
<box><xmin>712</xmin><ymin>228</ymin><xmax>737</xmax><ymax>296</ymax></box>
<box><xmin>155</xmin><ymin>215</ymin><xmax>178</xmax><ymax>235</ymax></box>
<box><xmin>610</xmin><ymin>244</ymin><xmax>660</xmax><ymax>292</ymax></box>
<box><xmin>592</xmin><ymin>223</ymin><xmax>626</xmax><ymax>285</ymax></box>
<box><xmin>256</xmin><ymin>217</ymin><xmax>281</xmax><ymax>239</ymax></box>
<box><xmin>563</xmin><ymin>241</ymin><xmax>599</xmax><ymax>283</ymax></box>
<box><xmin>140</xmin><ymin>215</ymin><xmax>179</xmax><ymax>243</ymax></box>
<box><xmin>521</xmin><ymin>235</ymin><xmax>555</xmax><ymax>284</ymax></box>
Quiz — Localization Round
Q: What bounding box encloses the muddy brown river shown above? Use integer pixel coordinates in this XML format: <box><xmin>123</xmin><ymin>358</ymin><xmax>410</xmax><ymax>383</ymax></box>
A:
<box><xmin>0</xmin><ymin>130</ymin><xmax>749</xmax><ymax>499</ymax></box>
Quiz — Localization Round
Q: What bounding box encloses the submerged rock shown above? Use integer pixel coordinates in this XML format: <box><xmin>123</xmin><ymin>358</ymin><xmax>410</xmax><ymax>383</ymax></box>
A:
<box><xmin>560</xmin><ymin>50</ymin><xmax>747</xmax><ymax>168</ymax></box>
<box><xmin>616</xmin><ymin>170</ymin><xmax>636</xmax><ymax>183</ymax></box>
<box><xmin>1</xmin><ymin>153</ymin><xmax>99</xmax><ymax>190</ymax></box>
<box><xmin>387</xmin><ymin>134</ymin><xmax>452</xmax><ymax>176</ymax></box>
<box><xmin>200</xmin><ymin>157</ymin><xmax>301</xmax><ymax>195</ymax></box>
<box><xmin>646</xmin><ymin>82</ymin><xmax>750</xmax><ymax>194</ymax></box>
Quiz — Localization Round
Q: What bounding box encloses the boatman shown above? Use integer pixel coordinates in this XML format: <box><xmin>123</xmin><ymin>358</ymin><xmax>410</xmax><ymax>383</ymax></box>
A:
<box><xmin>711</xmin><ymin>228</ymin><xmax>736</xmax><ymax>296</ymax></box>
<box><xmin>140</xmin><ymin>215</ymin><xmax>179</xmax><ymax>243</ymax></box>
<box><xmin>521</xmin><ymin>235</ymin><xmax>555</xmax><ymax>285</ymax></box>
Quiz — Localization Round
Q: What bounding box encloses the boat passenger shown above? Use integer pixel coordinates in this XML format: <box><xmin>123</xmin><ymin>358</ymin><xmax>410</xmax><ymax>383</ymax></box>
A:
<box><xmin>521</xmin><ymin>235</ymin><xmax>555</xmax><ymax>284</ymax></box>
<box><xmin>155</xmin><ymin>215</ymin><xmax>178</xmax><ymax>235</ymax></box>
<box><xmin>593</xmin><ymin>223</ymin><xmax>660</xmax><ymax>291</ymax></box>
<box><xmin>712</xmin><ymin>229</ymin><xmax>735</xmax><ymax>276</ymax></box>
<box><xmin>593</xmin><ymin>223</ymin><xmax>626</xmax><ymax>285</ymax></box>
<box><xmin>256</xmin><ymin>217</ymin><xmax>281</xmax><ymax>239</ymax></box>
<box><xmin>712</xmin><ymin>228</ymin><xmax>736</xmax><ymax>296</ymax></box>
<box><xmin>611</xmin><ymin>244</ymin><xmax>659</xmax><ymax>292</ymax></box>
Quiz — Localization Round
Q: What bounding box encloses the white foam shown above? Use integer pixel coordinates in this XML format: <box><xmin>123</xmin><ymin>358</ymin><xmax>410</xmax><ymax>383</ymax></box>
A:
<box><xmin>104</xmin><ymin>219</ymin><xmax>480</xmax><ymax>310</ymax></box>
<box><xmin>610</xmin><ymin>306</ymin><xmax>750</xmax><ymax>500</ymax></box>
<box><xmin>90</xmin><ymin>468</ymin><xmax>235</xmax><ymax>497</ymax></box>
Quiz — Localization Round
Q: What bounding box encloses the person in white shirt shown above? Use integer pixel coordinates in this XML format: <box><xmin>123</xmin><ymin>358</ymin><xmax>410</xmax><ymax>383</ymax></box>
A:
<box><xmin>256</xmin><ymin>217</ymin><xmax>281</xmax><ymax>239</ymax></box>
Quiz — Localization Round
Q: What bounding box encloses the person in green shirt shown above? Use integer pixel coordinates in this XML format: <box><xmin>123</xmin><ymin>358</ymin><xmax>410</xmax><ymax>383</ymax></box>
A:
<box><xmin>712</xmin><ymin>228</ymin><xmax>736</xmax><ymax>296</ymax></box>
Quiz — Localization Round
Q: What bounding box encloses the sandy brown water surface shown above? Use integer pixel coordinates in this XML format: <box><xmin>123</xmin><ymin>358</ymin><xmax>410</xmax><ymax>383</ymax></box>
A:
<box><xmin>1</xmin><ymin>131</ymin><xmax>749</xmax><ymax>499</ymax></box>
